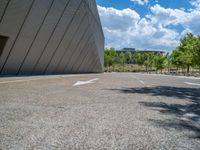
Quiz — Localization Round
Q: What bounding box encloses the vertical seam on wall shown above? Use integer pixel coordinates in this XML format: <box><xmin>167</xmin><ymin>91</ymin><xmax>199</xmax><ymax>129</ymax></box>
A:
<box><xmin>89</xmin><ymin>57</ymin><xmax>98</xmax><ymax>73</ymax></box>
<box><xmin>87</xmin><ymin>46</ymin><xmax>98</xmax><ymax>72</ymax></box>
<box><xmin>67</xmin><ymin>7</ymin><xmax>91</xmax><ymax>73</ymax></box>
<box><xmin>0</xmin><ymin>0</ymin><xmax>35</xmax><ymax>74</ymax></box>
<box><xmin>44</xmin><ymin>0</ymin><xmax>83</xmax><ymax>75</ymax></box>
<box><xmin>87</xmin><ymin>57</ymin><xmax>96</xmax><ymax>72</ymax></box>
<box><xmin>52</xmin><ymin>12</ymin><xmax>87</xmax><ymax>74</ymax></box>
<box><xmin>0</xmin><ymin>0</ymin><xmax>11</xmax><ymax>24</ymax></box>
<box><xmin>92</xmin><ymin>59</ymin><xmax>99</xmax><ymax>72</ymax></box>
<box><xmin>91</xmin><ymin>47</ymin><xmax>101</xmax><ymax>72</ymax></box>
<box><xmin>82</xmin><ymin>0</ymin><xmax>104</xmax><ymax>39</ymax></box>
<box><xmin>79</xmin><ymin>43</ymin><xmax>94</xmax><ymax>72</ymax></box>
<box><xmin>63</xmin><ymin>24</ymin><xmax>90</xmax><ymax>73</ymax></box>
<box><xmin>31</xmin><ymin>0</ymin><xmax>71</xmax><ymax>75</ymax></box>
<box><xmin>70</xmin><ymin>33</ymin><xmax>93</xmax><ymax>72</ymax></box>
<box><xmin>17</xmin><ymin>0</ymin><xmax>55</xmax><ymax>75</ymax></box>
<box><xmin>76</xmin><ymin>42</ymin><xmax>94</xmax><ymax>72</ymax></box>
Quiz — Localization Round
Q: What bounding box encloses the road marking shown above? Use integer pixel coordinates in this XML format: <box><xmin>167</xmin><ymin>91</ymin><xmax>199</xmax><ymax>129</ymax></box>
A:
<box><xmin>184</xmin><ymin>82</ymin><xmax>200</xmax><ymax>86</ymax></box>
<box><xmin>136</xmin><ymin>73</ymin><xmax>200</xmax><ymax>80</ymax></box>
<box><xmin>73</xmin><ymin>78</ymin><xmax>99</xmax><ymax>86</ymax></box>
<box><xmin>132</xmin><ymin>76</ymin><xmax>148</xmax><ymax>86</ymax></box>
<box><xmin>139</xmin><ymin>80</ymin><xmax>145</xmax><ymax>85</ymax></box>
<box><xmin>0</xmin><ymin>74</ymin><xmax>101</xmax><ymax>84</ymax></box>
<box><xmin>0</xmin><ymin>77</ymin><xmax>55</xmax><ymax>84</ymax></box>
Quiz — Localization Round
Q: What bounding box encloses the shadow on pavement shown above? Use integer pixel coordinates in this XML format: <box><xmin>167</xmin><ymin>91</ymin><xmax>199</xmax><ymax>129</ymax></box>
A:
<box><xmin>109</xmin><ymin>86</ymin><xmax>200</xmax><ymax>138</ymax></box>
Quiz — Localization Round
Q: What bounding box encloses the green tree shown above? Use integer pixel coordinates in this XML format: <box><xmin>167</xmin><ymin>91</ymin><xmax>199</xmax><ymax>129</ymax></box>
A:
<box><xmin>125</xmin><ymin>51</ymin><xmax>132</xmax><ymax>64</ymax></box>
<box><xmin>153</xmin><ymin>53</ymin><xmax>166</xmax><ymax>73</ymax></box>
<box><xmin>148</xmin><ymin>52</ymin><xmax>155</xmax><ymax>72</ymax></box>
<box><xmin>143</xmin><ymin>52</ymin><xmax>155</xmax><ymax>72</ymax></box>
<box><xmin>133</xmin><ymin>51</ymin><xmax>144</xmax><ymax>66</ymax></box>
<box><xmin>119</xmin><ymin>52</ymin><xmax>126</xmax><ymax>71</ymax></box>
<box><xmin>119</xmin><ymin>52</ymin><xmax>125</xmax><ymax>65</ymax></box>
<box><xmin>104</xmin><ymin>48</ymin><xmax>117</xmax><ymax>71</ymax></box>
<box><xmin>193</xmin><ymin>36</ymin><xmax>200</xmax><ymax>72</ymax></box>
<box><xmin>178</xmin><ymin>33</ymin><xmax>196</xmax><ymax>73</ymax></box>
<box><xmin>143</xmin><ymin>53</ymin><xmax>149</xmax><ymax>72</ymax></box>
<box><xmin>171</xmin><ymin>48</ymin><xmax>184</xmax><ymax>71</ymax></box>
<box><xmin>165</xmin><ymin>52</ymin><xmax>171</xmax><ymax>73</ymax></box>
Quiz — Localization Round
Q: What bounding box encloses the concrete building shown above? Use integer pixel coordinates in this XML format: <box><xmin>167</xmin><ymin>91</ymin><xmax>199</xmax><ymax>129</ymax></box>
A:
<box><xmin>0</xmin><ymin>0</ymin><xmax>104</xmax><ymax>75</ymax></box>
<box><xmin>116</xmin><ymin>48</ymin><xmax>165</xmax><ymax>64</ymax></box>
<box><xmin>117</xmin><ymin>48</ymin><xmax>165</xmax><ymax>55</ymax></box>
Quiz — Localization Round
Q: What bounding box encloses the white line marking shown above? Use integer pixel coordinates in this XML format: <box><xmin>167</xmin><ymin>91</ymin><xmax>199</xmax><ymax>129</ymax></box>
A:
<box><xmin>0</xmin><ymin>74</ymin><xmax>101</xmax><ymax>84</ymax></box>
<box><xmin>0</xmin><ymin>77</ymin><xmax>55</xmax><ymax>84</ymax></box>
<box><xmin>73</xmin><ymin>78</ymin><xmax>99</xmax><ymax>86</ymax></box>
<box><xmin>132</xmin><ymin>76</ymin><xmax>148</xmax><ymax>86</ymax></box>
<box><xmin>135</xmin><ymin>73</ymin><xmax>200</xmax><ymax>80</ymax></box>
<box><xmin>184</xmin><ymin>82</ymin><xmax>200</xmax><ymax>86</ymax></box>
<box><xmin>139</xmin><ymin>80</ymin><xmax>145</xmax><ymax>85</ymax></box>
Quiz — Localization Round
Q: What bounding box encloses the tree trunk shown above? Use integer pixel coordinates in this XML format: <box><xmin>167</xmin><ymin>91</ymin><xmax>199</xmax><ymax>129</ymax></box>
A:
<box><xmin>187</xmin><ymin>65</ymin><xmax>190</xmax><ymax>73</ymax></box>
<box><xmin>199</xmin><ymin>66</ymin><xmax>200</xmax><ymax>74</ymax></box>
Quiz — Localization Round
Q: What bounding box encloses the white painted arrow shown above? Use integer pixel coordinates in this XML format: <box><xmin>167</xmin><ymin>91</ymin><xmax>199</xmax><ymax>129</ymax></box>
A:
<box><xmin>184</xmin><ymin>82</ymin><xmax>200</xmax><ymax>86</ymax></box>
<box><xmin>73</xmin><ymin>78</ymin><xmax>99</xmax><ymax>86</ymax></box>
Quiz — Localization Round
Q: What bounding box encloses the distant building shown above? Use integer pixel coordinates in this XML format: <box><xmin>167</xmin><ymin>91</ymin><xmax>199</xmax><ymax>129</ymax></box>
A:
<box><xmin>116</xmin><ymin>48</ymin><xmax>165</xmax><ymax>64</ymax></box>
<box><xmin>116</xmin><ymin>48</ymin><xmax>165</xmax><ymax>55</ymax></box>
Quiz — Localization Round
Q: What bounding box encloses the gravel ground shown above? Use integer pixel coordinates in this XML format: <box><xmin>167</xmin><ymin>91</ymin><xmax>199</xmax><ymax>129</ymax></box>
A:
<box><xmin>0</xmin><ymin>73</ymin><xmax>200</xmax><ymax>150</ymax></box>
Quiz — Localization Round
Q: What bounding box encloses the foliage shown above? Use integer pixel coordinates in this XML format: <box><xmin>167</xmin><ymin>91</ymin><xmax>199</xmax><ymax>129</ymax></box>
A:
<box><xmin>133</xmin><ymin>51</ymin><xmax>145</xmax><ymax>65</ymax></box>
<box><xmin>171</xmin><ymin>33</ymin><xmax>200</xmax><ymax>73</ymax></box>
<box><xmin>104</xmin><ymin>48</ymin><xmax>117</xmax><ymax>67</ymax></box>
<box><xmin>193</xmin><ymin>36</ymin><xmax>200</xmax><ymax>69</ymax></box>
<box><xmin>104</xmin><ymin>33</ymin><xmax>200</xmax><ymax>75</ymax></box>
<box><xmin>118</xmin><ymin>52</ymin><xmax>126</xmax><ymax>65</ymax></box>
<box><xmin>153</xmin><ymin>53</ymin><xmax>166</xmax><ymax>72</ymax></box>
<box><xmin>124</xmin><ymin>52</ymin><xmax>132</xmax><ymax>64</ymax></box>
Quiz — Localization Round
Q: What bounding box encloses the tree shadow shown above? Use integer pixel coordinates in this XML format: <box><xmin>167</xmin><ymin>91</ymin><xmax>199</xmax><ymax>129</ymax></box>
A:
<box><xmin>108</xmin><ymin>86</ymin><xmax>200</xmax><ymax>138</ymax></box>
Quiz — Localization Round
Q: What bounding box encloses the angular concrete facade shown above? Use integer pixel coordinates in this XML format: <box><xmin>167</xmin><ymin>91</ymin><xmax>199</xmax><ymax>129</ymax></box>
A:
<box><xmin>0</xmin><ymin>0</ymin><xmax>104</xmax><ymax>75</ymax></box>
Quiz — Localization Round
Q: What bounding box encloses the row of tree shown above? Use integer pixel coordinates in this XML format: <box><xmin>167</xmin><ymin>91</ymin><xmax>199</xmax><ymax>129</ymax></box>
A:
<box><xmin>104</xmin><ymin>33</ymin><xmax>200</xmax><ymax>73</ymax></box>
<box><xmin>104</xmin><ymin>48</ymin><xmax>167</xmax><ymax>72</ymax></box>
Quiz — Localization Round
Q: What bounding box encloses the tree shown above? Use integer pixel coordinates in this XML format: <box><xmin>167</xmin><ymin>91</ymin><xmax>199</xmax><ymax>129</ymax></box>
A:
<box><xmin>193</xmin><ymin>36</ymin><xmax>200</xmax><ymax>73</ymax></box>
<box><xmin>178</xmin><ymin>33</ymin><xmax>196</xmax><ymax>73</ymax></box>
<box><xmin>143</xmin><ymin>53</ymin><xmax>149</xmax><ymax>72</ymax></box>
<box><xmin>119</xmin><ymin>52</ymin><xmax>125</xmax><ymax>65</ymax></box>
<box><xmin>104</xmin><ymin>48</ymin><xmax>117</xmax><ymax>67</ymax></box>
<box><xmin>119</xmin><ymin>52</ymin><xmax>126</xmax><ymax>71</ymax></box>
<box><xmin>171</xmin><ymin>48</ymin><xmax>184</xmax><ymax>71</ymax></box>
<box><xmin>104</xmin><ymin>48</ymin><xmax>117</xmax><ymax>71</ymax></box>
<box><xmin>170</xmin><ymin>33</ymin><xmax>199</xmax><ymax>74</ymax></box>
<box><xmin>143</xmin><ymin>53</ymin><xmax>155</xmax><ymax>73</ymax></box>
<box><xmin>125</xmin><ymin>51</ymin><xmax>132</xmax><ymax>64</ymax></box>
<box><xmin>165</xmin><ymin>52</ymin><xmax>171</xmax><ymax>73</ymax></box>
<box><xmin>148</xmin><ymin>52</ymin><xmax>155</xmax><ymax>72</ymax></box>
<box><xmin>153</xmin><ymin>53</ymin><xmax>166</xmax><ymax>73</ymax></box>
<box><xmin>133</xmin><ymin>51</ymin><xmax>144</xmax><ymax>66</ymax></box>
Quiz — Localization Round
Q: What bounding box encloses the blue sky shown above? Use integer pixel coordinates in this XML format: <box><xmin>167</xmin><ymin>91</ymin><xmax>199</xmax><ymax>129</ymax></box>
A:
<box><xmin>96</xmin><ymin>0</ymin><xmax>200</xmax><ymax>51</ymax></box>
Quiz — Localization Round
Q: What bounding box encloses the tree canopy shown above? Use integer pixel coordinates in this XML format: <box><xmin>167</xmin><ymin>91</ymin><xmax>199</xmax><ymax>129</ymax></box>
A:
<box><xmin>104</xmin><ymin>33</ymin><xmax>200</xmax><ymax>74</ymax></box>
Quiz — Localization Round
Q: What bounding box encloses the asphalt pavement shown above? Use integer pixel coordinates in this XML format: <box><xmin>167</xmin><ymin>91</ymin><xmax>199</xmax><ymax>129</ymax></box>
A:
<box><xmin>0</xmin><ymin>73</ymin><xmax>200</xmax><ymax>150</ymax></box>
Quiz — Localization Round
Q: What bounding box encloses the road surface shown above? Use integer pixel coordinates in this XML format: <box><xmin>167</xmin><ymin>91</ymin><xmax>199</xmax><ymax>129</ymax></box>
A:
<box><xmin>0</xmin><ymin>73</ymin><xmax>200</xmax><ymax>149</ymax></box>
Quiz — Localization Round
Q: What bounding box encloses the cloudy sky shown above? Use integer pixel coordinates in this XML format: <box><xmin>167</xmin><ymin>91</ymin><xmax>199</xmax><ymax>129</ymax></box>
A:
<box><xmin>96</xmin><ymin>0</ymin><xmax>200</xmax><ymax>52</ymax></box>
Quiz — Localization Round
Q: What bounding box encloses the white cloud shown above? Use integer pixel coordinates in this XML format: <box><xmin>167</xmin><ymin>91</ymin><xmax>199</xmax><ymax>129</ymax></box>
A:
<box><xmin>130</xmin><ymin>0</ymin><xmax>149</xmax><ymax>5</ymax></box>
<box><xmin>149</xmin><ymin>4</ymin><xmax>200</xmax><ymax>35</ymax></box>
<box><xmin>190</xmin><ymin>0</ymin><xmax>200</xmax><ymax>10</ymax></box>
<box><xmin>148</xmin><ymin>4</ymin><xmax>188</xmax><ymax>27</ymax></box>
<box><xmin>98</xmin><ymin>7</ymin><xmax>140</xmax><ymax>31</ymax></box>
<box><xmin>98</xmin><ymin>2</ymin><xmax>200</xmax><ymax>51</ymax></box>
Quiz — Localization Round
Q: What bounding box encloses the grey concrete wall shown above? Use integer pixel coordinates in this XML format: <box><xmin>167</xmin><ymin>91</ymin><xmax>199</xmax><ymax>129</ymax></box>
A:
<box><xmin>0</xmin><ymin>0</ymin><xmax>104</xmax><ymax>75</ymax></box>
